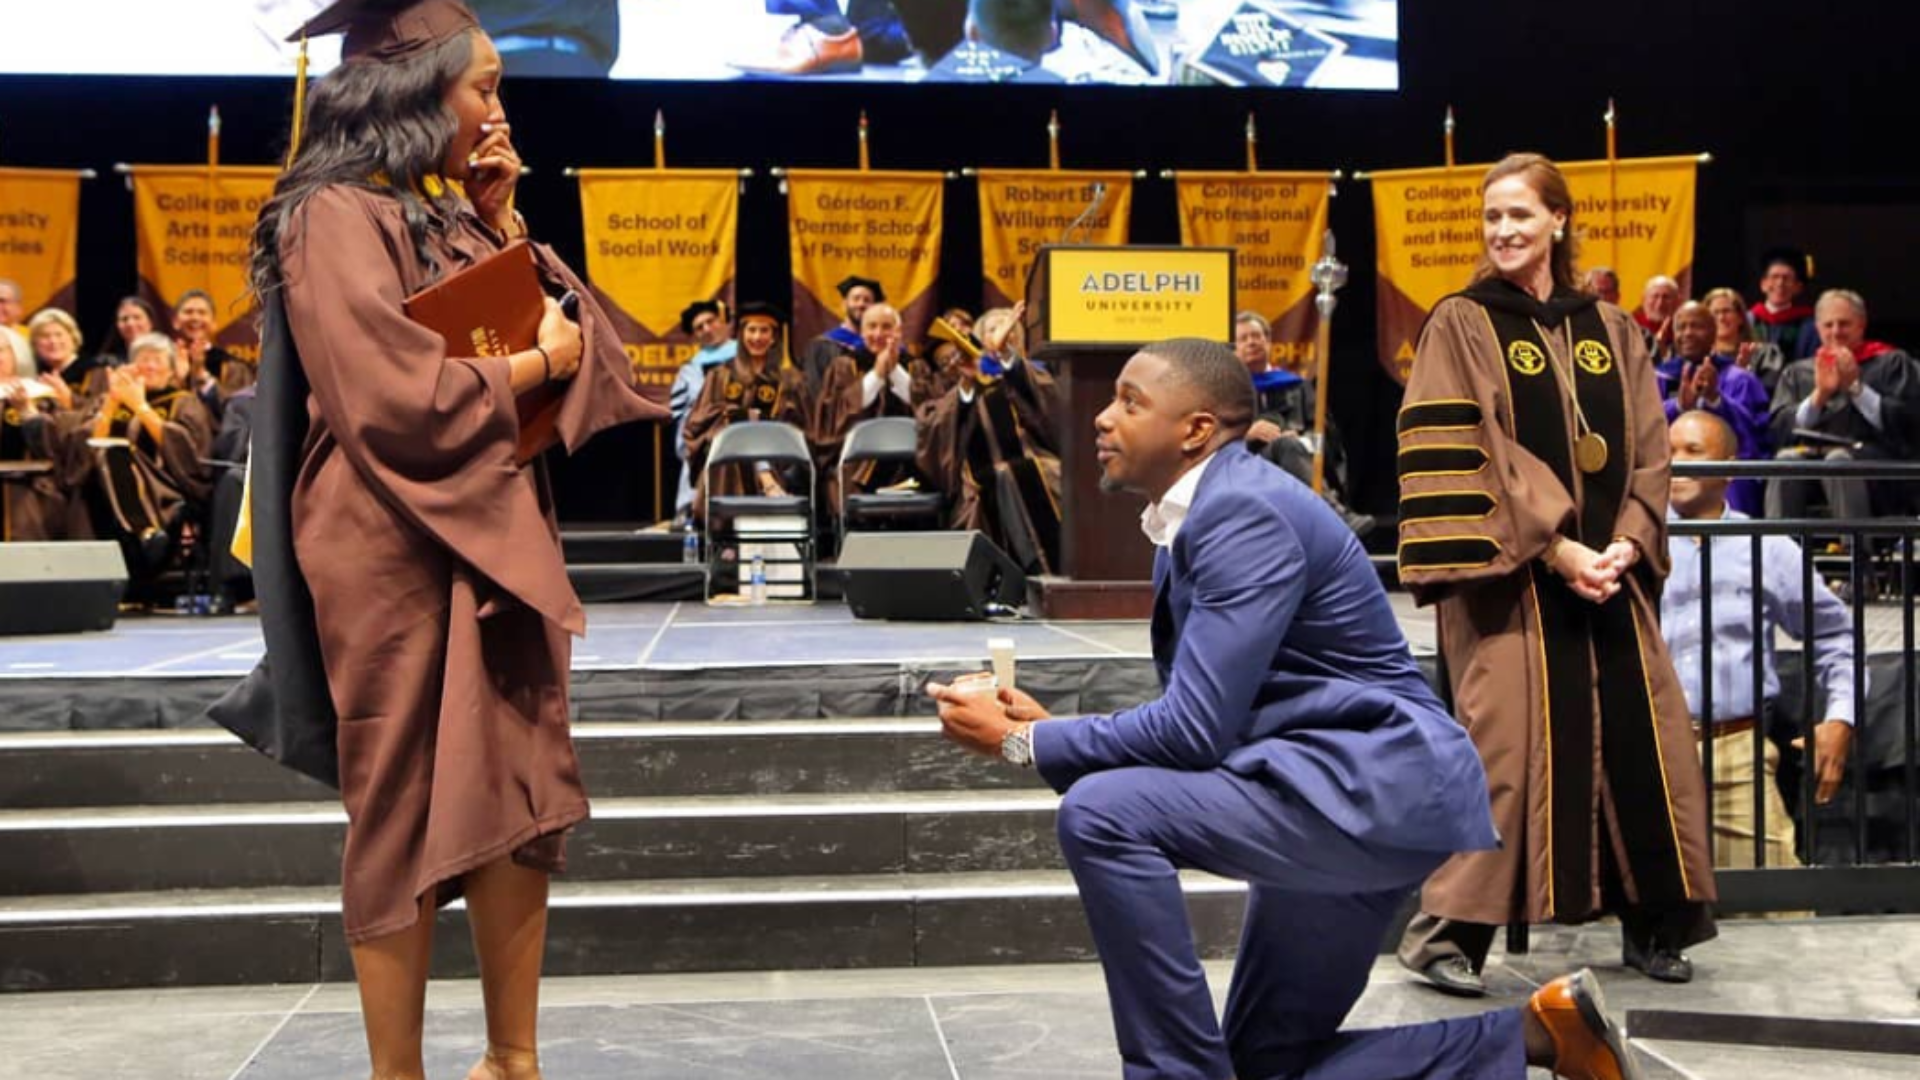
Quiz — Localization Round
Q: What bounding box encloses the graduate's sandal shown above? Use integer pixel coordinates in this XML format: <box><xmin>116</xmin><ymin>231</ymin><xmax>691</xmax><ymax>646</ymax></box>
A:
<box><xmin>1528</xmin><ymin>969</ymin><xmax>1644</xmax><ymax>1080</ymax></box>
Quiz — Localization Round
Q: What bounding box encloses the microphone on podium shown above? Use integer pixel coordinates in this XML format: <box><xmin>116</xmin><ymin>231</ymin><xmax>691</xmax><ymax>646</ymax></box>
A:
<box><xmin>1061</xmin><ymin>182</ymin><xmax>1109</xmax><ymax>245</ymax></box>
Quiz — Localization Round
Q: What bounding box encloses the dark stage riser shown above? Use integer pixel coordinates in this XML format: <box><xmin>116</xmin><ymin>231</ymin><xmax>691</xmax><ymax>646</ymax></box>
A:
<box><xmin>0</xmin><ymin>719</ymin><xmax>1247</xmax><ymax>992</ymax></box>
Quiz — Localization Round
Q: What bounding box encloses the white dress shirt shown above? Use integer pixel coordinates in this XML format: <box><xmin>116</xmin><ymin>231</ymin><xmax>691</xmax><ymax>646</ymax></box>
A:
<box><xmin>1139</xmin><ymin>453</ymin><xmax>1216</xmax><ymax>549</ymax></box>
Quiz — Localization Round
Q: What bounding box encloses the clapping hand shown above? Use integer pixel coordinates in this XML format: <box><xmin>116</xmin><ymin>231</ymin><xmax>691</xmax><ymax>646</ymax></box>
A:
<box><xmin>871</xmin><ymin>330</ymin><xmax>901</xmax><ymax>380</ymax></box>
<box><xmin>108</xmin><ymin>367</ymin><xmax>146</xmax><ymax>409</ymax></box>
<box><xmin>1812</xmin><ymin>346</ymin><xmax>1855</xmax><ymax>405</ymax></box>
<box><xmin>1678</xmin><ymin>359</ymin><xmax>1718</xmax><ymax>410</ymax></box>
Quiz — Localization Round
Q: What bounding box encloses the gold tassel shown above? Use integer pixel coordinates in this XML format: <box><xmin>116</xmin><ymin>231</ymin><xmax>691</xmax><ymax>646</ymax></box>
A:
<box><xmin>285</xmin><ymin>34</ymin><xmax>310</xmax><ymax>166</ymax></box>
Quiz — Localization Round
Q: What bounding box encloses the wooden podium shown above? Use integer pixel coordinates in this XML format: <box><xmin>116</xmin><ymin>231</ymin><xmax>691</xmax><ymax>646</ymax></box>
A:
<box><xmin>1024</xmin><ymin>245</ymin><xmax>1236</xmax><ymax>619</ymax></box>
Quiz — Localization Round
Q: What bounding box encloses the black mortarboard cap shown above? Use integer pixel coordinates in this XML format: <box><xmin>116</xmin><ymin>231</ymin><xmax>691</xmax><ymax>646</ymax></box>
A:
<box><xmin>678</xmin><ymin>299</ymin><xmax>729</xmax><ymax>336</ymax></box>
<box><xmin>734</xmin><ymin>301</ymin><xmax>788</xmax><ymax>325</ymax></box>
<box><xmin>288</xmin><ymin>0</ymin><xmax>481</xmax><ymax>63</ymax></box>
<box><xmin>836</xmin><ymin>275</ymin><xmax>886</xmax><ymax>302</ymax></box>
<box><xmin>1760</xmin><ymin>246</ymin><xmax>1814</xmax><ymax>282</ymax></box>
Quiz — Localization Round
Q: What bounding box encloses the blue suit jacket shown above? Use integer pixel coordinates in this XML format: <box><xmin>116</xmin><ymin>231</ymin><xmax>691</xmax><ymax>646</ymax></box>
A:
<box><xmin>1032</xmin><ymin>443</ymin><xmax>1499</xmax><ymax>856</ymax></box>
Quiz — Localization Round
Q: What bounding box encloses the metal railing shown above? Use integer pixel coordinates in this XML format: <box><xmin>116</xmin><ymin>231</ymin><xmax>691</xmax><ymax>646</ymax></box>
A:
<box><xmin>1668</xmin><ymin>458</ymin><xmax>1920</xmax><ymax>913</ymax></box>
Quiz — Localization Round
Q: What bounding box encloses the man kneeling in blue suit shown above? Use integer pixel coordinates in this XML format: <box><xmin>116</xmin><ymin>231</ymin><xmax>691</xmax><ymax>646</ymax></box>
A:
<box><xmin>931</xmin><ymin>338</ymin><xmax>1643</xmax><ymax>1080</ymax></box>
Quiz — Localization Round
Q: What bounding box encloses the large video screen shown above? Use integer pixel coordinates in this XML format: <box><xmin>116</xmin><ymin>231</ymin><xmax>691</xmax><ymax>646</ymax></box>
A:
<box><xmin>0</xmin><ymin>1</ymin><xmax>1398</xmax><ymax>89</ymax></box>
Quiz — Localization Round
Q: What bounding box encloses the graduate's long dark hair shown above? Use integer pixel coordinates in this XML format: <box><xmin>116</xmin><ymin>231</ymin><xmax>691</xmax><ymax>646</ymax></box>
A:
<box><xmin>248</xmin><ymin>30</ymin><xmax>475</xmax><ymax>298</ymax></box>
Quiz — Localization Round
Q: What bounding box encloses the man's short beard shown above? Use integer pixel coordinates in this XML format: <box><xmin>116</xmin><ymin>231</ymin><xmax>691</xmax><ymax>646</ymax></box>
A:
<box><xmin>1098</xmin><ymin>475</ymin><xmax>1129</xmax><ymax>494</ymax></box>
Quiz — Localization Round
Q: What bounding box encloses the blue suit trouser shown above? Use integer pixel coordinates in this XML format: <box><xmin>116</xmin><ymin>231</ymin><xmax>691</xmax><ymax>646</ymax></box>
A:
<box><xmin>1055</xmin><ymin>766</ymin><xmax>1526</xmax><ymax>1080</ymax></box>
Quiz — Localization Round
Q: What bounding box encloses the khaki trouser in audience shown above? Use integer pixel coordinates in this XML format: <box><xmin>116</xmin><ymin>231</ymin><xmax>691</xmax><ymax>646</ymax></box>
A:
<box><xmin>1700</xmin><ymin>728</ymin><xmax>1801</xmax><ymax>871</ymax></box>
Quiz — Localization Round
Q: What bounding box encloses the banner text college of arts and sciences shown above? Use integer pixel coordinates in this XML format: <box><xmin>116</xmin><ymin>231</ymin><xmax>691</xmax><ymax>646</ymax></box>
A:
<box><xmin>577</xmin><ymin>169</ymin><xmax>739</xmax><ymax>403</ymax></box>
<box><xmin>129</xmin><ymin>165</ymin><xmax>280</xmax><ymax>358</ymax></box>
<box><xmin>785</xmin><ymin>170</ymin><xmax>944</xmax><ymax>348</ymax></box>
<box><xmin>976</xmin><ymin>170</ymin><xmax>1132</xmax><ymax>312</ymax></box>
<box><xmin>0</xmin><ymin>168</ymin><xmax>84</xmax><ymax>316</ymax></box>
<box><xmin>1372</xmin><ymin>156</ymin><xmax>1698</xmax><ymax>383</ymax></box>
<box><xmin>1175</xmin><ymin>171</ymin><xmax>1331</xmax><ymax>367</ymax></box>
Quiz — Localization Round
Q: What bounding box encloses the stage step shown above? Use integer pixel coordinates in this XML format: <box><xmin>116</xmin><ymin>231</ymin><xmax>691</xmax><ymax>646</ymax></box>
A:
<box><xmin>560</xmin><ymin>527</ymin><xmax>689</xmax><ymax>566</ymax></box>
<box><xmin>0</xmin><ymin>721</ymin><xmax>1040</xmax><ymax>807</ymax></box>
<box><xmin>0</xmin><ymin>790</ymin><xmax>1069</xmax><ymax>894</ymax></box>
<box><xmin>0</xmin><ymin>871</ymin><xmax>1249</xmax><ymax>992</ymax></box>
<box><xmin>0</xmin><ymin>720</ymin><xmax>1251</xmax><ymax>992</ymax></box>
<box><xmin>568</xmin><ymin>563</ymin><xmax>706</xmax><ymax>603</ymax></box>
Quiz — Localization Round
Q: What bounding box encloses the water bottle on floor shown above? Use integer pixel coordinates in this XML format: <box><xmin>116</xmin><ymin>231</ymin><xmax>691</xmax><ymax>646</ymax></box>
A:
<box><xmin>683</xmin><ymin>531</ymin><xmax>700</xmax><ymax>565</ymax></box>
<box><xmin>749</xmin><ymin>553</ymin><xmax>767</xmax><ymax>606</ymax></box>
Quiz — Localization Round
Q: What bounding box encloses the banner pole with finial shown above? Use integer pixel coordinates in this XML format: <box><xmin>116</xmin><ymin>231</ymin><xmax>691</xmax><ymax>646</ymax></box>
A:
<box><xmin>1245</xmin><ymin>112</ymin><xmax>1258</xmax><ymax>172</ymax></box>
<box><xmin>1443</xmin><ymin>106</ymin><xmax>1455</xmax><ymax>169</ymax></box>
<box><xmin>1606</xmin><ymin>98</ymin><xmax>1619</xmax><ymax>269</ymax></box>
<box><xmin>1308</xmin><ymin>230</ymin><xmax>1349</xmax><ymax>495</ymax></box>
<box><xmin>205</xmin><ymin>105</ymin><xmax>221</xmax><ymax>296</ymax></box>
<box><xmin>654</xmin><ymin>109</ymin><xmax>666</xmax><ymax>169</ymax></box>
<box><xmin>858</xmin><ymin>111</ymin><xmax>870</xmax><ymax>172</ymax></box>
<box><xmin>1048</xmin><ymin>110</ymin><xmax>1060</xmax><ymax>171</ymax></box>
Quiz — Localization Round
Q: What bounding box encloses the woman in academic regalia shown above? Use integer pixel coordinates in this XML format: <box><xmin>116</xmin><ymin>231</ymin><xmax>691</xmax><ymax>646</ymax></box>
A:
<box><xmin>0</xmin><ymin>333</ymin><xmax>89</xmax><ymax>542</ymax></box>
<box><xmin>59</xmin><ymin>333</ymin><xmax>212</xmax><ymax>576</ymax></box>
<box><xmin>215</xmin><ymin>2</ymin><xmax>661</xmax><ymax>1078</ymax></box>
<box><xmin>1393</xmin><ymin>153</ymin><xmax>1717</xmax><ymax>996</ymax></box>
<box><xmin>682</xmin><ymin>301</ymin><xmax>813</xmax><ymax>521</ymax></box>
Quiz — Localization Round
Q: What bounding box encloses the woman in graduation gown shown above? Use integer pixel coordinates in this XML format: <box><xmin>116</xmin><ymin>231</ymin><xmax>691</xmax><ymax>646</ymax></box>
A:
<box><xmin>1394</xmin><ymin>153</ymin><xmax>1716</xmax><ymax>995</ymax></box>
<box><xmin>682</xmin><ymin>301</ymin><xmax>813</xmax><ymax>520</ymax></box>
<box><xmin>57</xmin><ymin>334</ymin><xmax>212</xmax><ymax>574</ymax></box>
<box><xmin>218</xmin><ymin>2</ymin><xmax>661</xmax><ymax>1078</ymax></box>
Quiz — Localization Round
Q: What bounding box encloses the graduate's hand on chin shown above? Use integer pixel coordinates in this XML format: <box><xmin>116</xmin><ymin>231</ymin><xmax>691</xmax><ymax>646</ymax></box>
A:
<box><xmin>465</xmin><ymin>121</ymin><xmax>522</xmax><ymax>235</ymax></box>
<box><xmin>926</xmin><ymin>680</ymin><xmax>1015</xmax><ymax>758</ymax></box>
<box><xmin>537</xmin><ymin>297</ymin><xmax>584</xmax><ymax>381</ymax></box>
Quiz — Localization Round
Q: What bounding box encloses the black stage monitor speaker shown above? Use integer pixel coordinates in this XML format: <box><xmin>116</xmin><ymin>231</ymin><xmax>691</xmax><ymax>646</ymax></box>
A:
<box><xmin>837</xmin><ymin>531</ymin><xmax>1027</xmax><ymax>621</ymax></box>
<box><xmin>0</xmin><ymin>542</ymin><xmax>128</xmax><ymax>635</ymax></box>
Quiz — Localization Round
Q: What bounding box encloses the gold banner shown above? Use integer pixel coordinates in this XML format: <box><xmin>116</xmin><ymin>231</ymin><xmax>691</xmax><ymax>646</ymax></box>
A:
<box><xmin>1372</xmin><ymin>155</ymin><xmax>1698</xmax><ymax>383</ymax></box>
<box><xmin>577</xmin><ymin>168</ymin><xmax>739</xmax><ymax>403</ymax></box>
<box><xmin>785</xmin><ymin>169</ymin><xmax>944</xmax><ymax>347</ymax></box>
<box><xmin>977</xmin><ymin>170</ymin><xmax>1133</xmax><ymax>310</ymax></box>
<box><xmin>129</xmin><ymin>165</ymin><xmax>279</xmax><ymax>359</ymax></box>
<box><xmin>1175</xmin><ymin>171</ymin><xmax>1331</xmax><ymax>367</ymax></box>
<box><xmin>0</xmin><ymin>168</ymin><xmax>84</xmax><ymax>316</ymax></box>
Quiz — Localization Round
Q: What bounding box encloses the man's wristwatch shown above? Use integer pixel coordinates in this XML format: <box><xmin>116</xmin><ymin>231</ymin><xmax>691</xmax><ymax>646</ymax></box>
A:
<box><xmin>1000</xmin><ymin>722</ymin><xmax>1035</xmax><ymax>768</ymax></box>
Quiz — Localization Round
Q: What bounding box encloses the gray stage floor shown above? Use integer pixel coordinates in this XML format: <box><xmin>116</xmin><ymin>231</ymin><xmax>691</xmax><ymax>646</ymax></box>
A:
<box><xmin>0</xmin><ymin>599</ymin><xmax>1187</xmax><ymax>680</ymax></box>
<box><xmin>6</xmin><ymin>592</ymin><xmax>1912</xmax><ymax>681</ymax></box>
<box><xmin>5</xmin><ymin>919</ymin><xmax>1918</xmax><ymax>1080</ymax></box>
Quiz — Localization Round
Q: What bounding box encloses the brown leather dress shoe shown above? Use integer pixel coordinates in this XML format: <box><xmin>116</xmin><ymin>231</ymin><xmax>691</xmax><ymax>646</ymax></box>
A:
<box><xmin>733</xmin><ymin>23</ymin><xmax>863</xmax><ymax>76</ymax></box>
<box><xmin>1529</xmin><ymin>969</ymin><xmax>1644</xmax><ymax>1080</ymax></box>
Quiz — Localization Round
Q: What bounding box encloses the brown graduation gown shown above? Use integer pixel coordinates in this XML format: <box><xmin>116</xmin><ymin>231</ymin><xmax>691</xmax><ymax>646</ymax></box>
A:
<box><xmin>682</xmin><ymin>354</ymin><xmax>813</xmax><ymax>518</ymax></box>
<box><xmin>915</xmin><ymin>357</ymin><xmax>1064</xmax><ymax>575</ymax></box>
<box><xmin>58</xmin><ymin>385</ymin><xmax>213</xmax><ymax>544</ymax></box>
<box><xmin>1</xmin><ymin>399</ymin><xmax>89</xmax><ymax>542</ymax></box>
<box><xmin>277</xmin><ymin>184</ymin><xmax>661</xmax><ymax>943</ymax></box>
<box><xmin>812</xmin><ymin>350</ymin><xmax>932</xmax><ymax>512</ymax></box>
<box><xmin>1397</xmin><ymin>285</ymin><xmax>1716</xmax><ymax>936</ymax></box>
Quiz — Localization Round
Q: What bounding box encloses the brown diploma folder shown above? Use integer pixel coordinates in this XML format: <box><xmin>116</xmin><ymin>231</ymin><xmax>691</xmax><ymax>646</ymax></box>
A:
<box><xmin>401</xmin><ymin>240</ymin><xmax>560</xmax><ymax>464</ymax></box>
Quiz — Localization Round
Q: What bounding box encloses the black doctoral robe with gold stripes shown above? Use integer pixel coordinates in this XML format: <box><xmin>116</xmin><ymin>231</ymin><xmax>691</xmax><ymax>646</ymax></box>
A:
<box><xmin>1396</xmin><ymin>279</ymin><xmax>1716</xmax><ymax>938</ymax></box>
